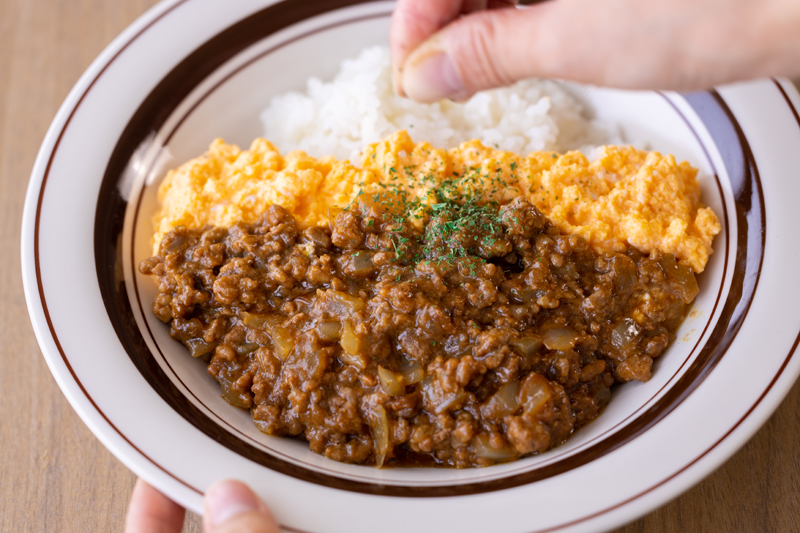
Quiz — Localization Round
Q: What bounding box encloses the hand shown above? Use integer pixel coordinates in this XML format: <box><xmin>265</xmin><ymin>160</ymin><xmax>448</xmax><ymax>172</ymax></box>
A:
<box><xmin>124</xmin><ymin>479</ymin><xmax>280</xmax><ymax>533</ymax></box>
<box><xmin>391</xmin><ymin>0</ymin><xmax>800</xmax><ymax>102</ymax></box>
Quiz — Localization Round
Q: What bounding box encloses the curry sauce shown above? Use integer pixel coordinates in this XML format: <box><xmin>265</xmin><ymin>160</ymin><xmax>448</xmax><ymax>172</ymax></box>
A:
<box><xmin>141</xmin><ymin>197</ymin><xmax>699</xmax><ymax>467</ymax></box>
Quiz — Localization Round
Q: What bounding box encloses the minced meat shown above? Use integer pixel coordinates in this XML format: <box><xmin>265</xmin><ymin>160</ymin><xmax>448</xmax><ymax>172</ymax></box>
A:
<box><xmin>140</xmin><ymin>197</ymin><xmax>698</xmax><ymax>468</ymax></box>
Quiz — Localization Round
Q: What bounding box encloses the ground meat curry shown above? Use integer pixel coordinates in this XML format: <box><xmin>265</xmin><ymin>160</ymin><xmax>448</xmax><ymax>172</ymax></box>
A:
<box><xmin>140</xmin><ymin>192</ymin><xmax>700</xmax><ymax>467</ymax></box>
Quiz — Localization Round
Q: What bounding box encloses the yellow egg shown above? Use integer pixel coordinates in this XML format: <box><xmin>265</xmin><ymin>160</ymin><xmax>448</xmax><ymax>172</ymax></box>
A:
<box><xmin>153</xmin><ymin>131</ymin><xmax>720</xmax><ymax>272</ymax></box>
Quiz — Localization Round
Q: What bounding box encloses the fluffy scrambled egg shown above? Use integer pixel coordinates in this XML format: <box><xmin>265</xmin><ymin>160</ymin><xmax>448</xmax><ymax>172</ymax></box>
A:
<box><xmin>153</xmin><ymin>131</ymin><xmax>720</xmax><ymax>272</ymax></box>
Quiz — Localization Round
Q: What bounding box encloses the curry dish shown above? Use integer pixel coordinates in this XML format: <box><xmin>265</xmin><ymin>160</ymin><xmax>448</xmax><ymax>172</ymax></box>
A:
<box><xmin>140</xmin><ymin>133</ymin><xmax>717</xmax><ymax>467</ymax></box>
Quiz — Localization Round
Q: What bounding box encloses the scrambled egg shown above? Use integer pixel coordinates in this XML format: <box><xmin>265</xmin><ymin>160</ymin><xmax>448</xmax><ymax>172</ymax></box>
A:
<box><xmin>153</xmin><ymin>131</ymin><xmax>720</xmax><ymax>272</ymax></box>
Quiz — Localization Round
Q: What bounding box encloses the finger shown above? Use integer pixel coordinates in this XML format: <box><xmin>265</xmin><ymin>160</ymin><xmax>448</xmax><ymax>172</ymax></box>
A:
<box><xmin>391</xmin><ymin>0</ymin><xmax>522</xmax><ymax>95</ymax></box>
<box><xmin>401</xmin><ymin>0</ymin><xmax>638</xmax><ymax>101</ymax></box>
<box><xmin>124</xmin><ymin>479</ymin><xmax>186</xmax><ymax>533</ymax></box>
<box><xmin>400</xmin><ymin>0</ymin><xmax>741</xmax><ymax>102</ymax></box>
<box><xmin>390</xmin><ymin>0</ymin><xmax>465</xmax><ymax>95</ymax></box>
<box><xmin>203</xmin><ymin>480</ymin><xmax>280</xmax><ymax>533</ymax></box>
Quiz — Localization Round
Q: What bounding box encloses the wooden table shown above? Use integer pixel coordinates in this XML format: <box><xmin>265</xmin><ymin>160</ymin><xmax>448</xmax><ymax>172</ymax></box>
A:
<box><xmin>1</xmin><ymin>1</ymin><xmax>798</xmax><ymax>531</ymax></box>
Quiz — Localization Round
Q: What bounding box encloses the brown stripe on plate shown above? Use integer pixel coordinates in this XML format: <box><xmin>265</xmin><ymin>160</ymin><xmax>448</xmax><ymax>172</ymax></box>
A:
<box><xmin>521</xmin><ymin>80</ymin><xmax>797</xmax><ymax>533</ymax></box>
<box><xmin>774</xmin><ymin>78</ymin><xmax>800</xmax><ymax>128</ymax></box>
<box><xmin>90</xmin><ymin>1</ymin><xmax>766</xmax><ymax>496</ymax></box>
<box><xmin>518</xmin><ymin>89</ymin><xmax>771</xmax><ymax>533</ymax></box>
<box><xmin>34</xmin><ymin>0</ymin><xmax>202</xmax><ymax>496</ymax></box>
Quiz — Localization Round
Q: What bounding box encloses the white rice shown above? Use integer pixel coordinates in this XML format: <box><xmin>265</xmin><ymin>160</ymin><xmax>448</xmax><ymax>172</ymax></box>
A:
<box><xmin>261</xmin><ymin>46</ymin><xmax>620</xmax><ymax>163</ymax></box>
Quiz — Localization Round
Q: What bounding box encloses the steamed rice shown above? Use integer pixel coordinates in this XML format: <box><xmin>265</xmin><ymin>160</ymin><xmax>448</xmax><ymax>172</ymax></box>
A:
<box><xmin>260</xmin><ymin>46</ymin><xmax>620</xmax><ymax>163</ymax></box>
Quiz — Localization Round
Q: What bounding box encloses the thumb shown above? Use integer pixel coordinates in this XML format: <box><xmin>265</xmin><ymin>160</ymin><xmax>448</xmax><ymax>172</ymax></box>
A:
<box><xmin>400</xmin><ymin>1</ymin><xmax>587</xmax><ymax>102</ymax></box>
<box><xmin>203</xmin><ymin>480</ymin><xmax>280</xmax><ymax>533</ymax></box>
<box><xmin>399</xmin><ymin>0</ymin><xmax>706</xmax><ymax>102</ymax></box>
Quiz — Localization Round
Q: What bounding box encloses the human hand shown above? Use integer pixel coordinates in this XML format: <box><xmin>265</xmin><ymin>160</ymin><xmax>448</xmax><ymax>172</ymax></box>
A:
<box><xmin>124</xmin><ymin>478</ymin><xmax>280</xmax><ymax>533</ymax></box>
<box><xmin>391</xmin><ymin>0</ymin><xmax>800</xmax><ymax>102</ymax></box>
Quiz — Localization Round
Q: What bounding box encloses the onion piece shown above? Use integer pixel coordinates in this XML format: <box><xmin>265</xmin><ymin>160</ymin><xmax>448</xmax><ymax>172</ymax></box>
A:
<box><xmin>318</xmin><ymin>289</ymin><xmax>365</xmax><ymax>318</ymax></box>
<box><xmin>671</xmin><ymin>264</ymin><xmax>699</xmax><ymax>303</ymax></box>
<box><xmin>518</xmin><ymin>373</ymin><xmax>553</xmax><ymax>415</ymax></box>
<box><xmin>340</xmin><ymin>320</ymin><xmax>361</xmax><ymax>354</ymax></box>
<box><xmin>611</xmin><ymin>318</ymin><xmax>641</xmax><ymax>350</ymax></box>
<box><xmin>165</xmin><ymin>234</ymin><xmax>186</xmax><ymax>253</ymax></box>
<box><xmin>657</xmin><ymin>254</ymin><xmax>700</xmax><ymax>303</ymax></box>
<box><xmin>436</xmin><ymin>389</ymin><xmax>466</xmax><ymax>414</ymax></box>
<box><xmin>240</xmin><ymin>312</ymin><xmax>270</xmax><ymax>330</ymax></box>
<box><xmin>421</xmin><ymin>376</ymin><xmax>467</xmax><ymax>413</ymax></box>
<box><xmin>369</xmin><ymin>405</ymin><xmax>391</xmax><ymax>468</ymax></box>
<box><xmin>541</xmin><ymin>324</ymin><xmax>578</xmax><ymax>351</ymax></box>
<box><xmin>236</xmin><ymin>341</ymin><xmax>260</xmax><ymax>356</ymax></box>
<box><xmin>186</xmin><ymin>338</ymin><xmax>216</xmax><ymax>358</ymax></box>
<box><xmin>316</xmin><ymin>320</ymin><xmax>341</xmax><ymax>342</ymax></box>
<box><xmin>610</xmin><ymin>254</ymin><xmax>638</xmax><ymax>291</ymax></box>
<box><xmin>511</xmin><ymin>336</ymin><xmax>543</xmax><ymax>358</ymax></box>
<box><xmin>269</xmin><ymin>325</ymin><xmax>295</xmax><ymax>361</ymax></box>
<box><xmin>472</xmin><ymin>434</ymin><xmax>517</xmax><ymax>462</ymax></box>
<box><xmin>339</xmin><ymin>321</ymin><xmax>367</xmax><ymax>370</ymax></box>
<box><xmin>351</xmin><ymin>251</ymin><xmax>375</xmax><ymax>273</ymax></box>
<box><xmin>507</xmin><ymin>286</ymin><xmax>536</xmax><ymax>304</ymax></box>
<box><xmin>219</xmin><ymin>376</ymin><xmax>250</xmax><ymax>409</ymax></box>
<box><xmin>302</xmin><ymin>227</ymin><xmax>331</xmax><ymax>250</ymax></box>
<box><xmin>398</xmin><ymin>361</ymin><xmax>425</xmax><ymax>385</ymax></box>
<box><xmin>480</xmin><ymin>381</ymin><xmax>520</xmax><ymax>420</ymax></box>
<box><xmin>418</xmin><ymin>374</ymin><xmax>467</xmax><ymax>414</ymax></box>
<box><xmin>378</xmin><ymin>366</ymin><xmax>405</xmax><ymax>396</ymax></box>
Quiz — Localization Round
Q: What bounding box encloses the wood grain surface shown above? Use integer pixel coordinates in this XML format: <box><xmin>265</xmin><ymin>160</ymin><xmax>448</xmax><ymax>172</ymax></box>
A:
<box><xmin>1</xmin><ymin>1</ymin><xmax>798</xmax><ymax>532</ymax></box>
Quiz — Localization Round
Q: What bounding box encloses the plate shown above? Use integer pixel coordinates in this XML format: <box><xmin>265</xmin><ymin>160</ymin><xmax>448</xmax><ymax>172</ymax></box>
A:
<box><xmin>20</xmin><ymin>1</ymin><xmax>800</xmax><ymax>532</ymax></box>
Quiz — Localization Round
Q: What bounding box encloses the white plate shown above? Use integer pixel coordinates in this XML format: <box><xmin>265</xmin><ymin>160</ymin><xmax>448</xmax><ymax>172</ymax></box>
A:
<box><xmin>20</xmin><ymin>1</ymin><xmax>800</xmax><ymax>532</ymax></box>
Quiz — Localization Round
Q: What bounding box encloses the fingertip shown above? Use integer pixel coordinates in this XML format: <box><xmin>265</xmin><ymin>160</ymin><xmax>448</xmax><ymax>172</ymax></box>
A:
<box><xmin>401</xmin><ymin>38</ymin><xmax>468</xmax><ymax>103</ymax></box>
<box><xmin>392</xmin><ymin>60</ymin><xmax>407</xmax><ymax>97</ymax></box>
<box><xmin>204</xmin><ymin>480</ymin><xmax>279</xmax><ymax>533</ymax></box>
<box><xmin>125</xmin><ymin>479</ymin><xmax>186</xmax><ymax>533</ymax></box>
<box><xmin>390</xmin><ymin>0</ymin><xmax>466</xmax><ymax>98</ymax></box>
<box><xmin>403</xmin><ymin>5</ymin><xmax>564</xmax><ymax>98</ymax></box>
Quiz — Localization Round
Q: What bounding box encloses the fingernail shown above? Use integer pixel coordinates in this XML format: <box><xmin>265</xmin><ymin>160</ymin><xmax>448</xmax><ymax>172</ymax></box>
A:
<box><xmin>393</xmin><ymin>71</ymin><xmax>407</xmax><ymax>98</ymax></box>
<box><xmin>206</xmin><ymin>480</ymin><xmax>260</xmax><ymax>527</ymax></box>
<box><xmin>402</xmin><ymin>52</ymin><xmax>465</xmax><ymax>103</ymax></box>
